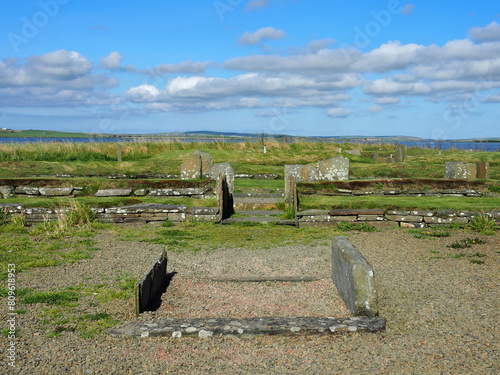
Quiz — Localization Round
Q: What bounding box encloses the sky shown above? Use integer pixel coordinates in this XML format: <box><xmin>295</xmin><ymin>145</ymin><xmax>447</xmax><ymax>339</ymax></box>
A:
<box><xmin>1</xmin><ymin>0</ymin><xmax>500</xmax><ymax>139</ymax></box>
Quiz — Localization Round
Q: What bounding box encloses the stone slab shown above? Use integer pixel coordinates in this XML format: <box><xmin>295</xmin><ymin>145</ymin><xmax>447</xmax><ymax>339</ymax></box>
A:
<box><xmin>317</xmin><ymin>156</ymin><xmax>349</xmax><ymax>181</ymax></box>
<box><xmin>110</xmin><ymin>316</ymin><xmax>386</xmax><ymax>338</ymax></box>
<box><xmin>0</xmin><ymin>186</ymin><xmax>14</xmax><ymax>198</ymax></box>
<box><xmin>191</xmin><ymin>207</ymin><xmax>219</xmax><ymax>215</ymax></box>
<box><xmin>135</xmin><ymin>251</ymin><xmax>168</xmax><ymax>316</ymax></box>
<box><xmin>329</xmin><ymin>209</ymin><xmax>385</xmax><ymax>216</ymax></box>
<box><xmin>357</xmin><ymin>215</ymin><xmax>384</xmax><ymax>221</ymax></box>
<box><xmin>95</xmin><ymin>189</ymin><xmax>132</xmax><ymax>197</ymax></box>
<box><xmin>39</xmin><ymin>187</ymin><xmax>74</xmax><ymax>196</ymax></box>
<box><xmin>385</xmin><ymin>215</ymin><xmax>423</xmax><ymax>222</ymax></box>
<box><xmin>148</xmin><ymin>188</ymin><xmax>205</xmax><ymax>196</ymax></box>
<box><xmin>331</xmin><ymin>236</ymin><xmax>379</xmax><ymax>317</ymax></box>
<box><xmin>477</xmin><ymin>161</ymin><xmax>489</xmax><ymax>179</ymax></box>
<box><xmin>15</xmin><ymin>186</ymin><xmax>39</xmax><ymax>195</ymax></box>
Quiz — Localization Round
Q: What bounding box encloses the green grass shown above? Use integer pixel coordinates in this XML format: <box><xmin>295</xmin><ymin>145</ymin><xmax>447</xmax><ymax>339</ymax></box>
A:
<box><xmin>408</xmin><ymin>229</ymin><xmax>451</xmax><ymax>239</ymax></box>
<box><xmin>336</xmin><ymin>222</ymin><xmax>377</xmax><ymax>232</ymax></box>
<box><xmin>1</xmin><ymin>139</ymin><xmax>499</xmax><ymax>179</ymax></box>
<box><xmin>117</xmin><ymin>220</ymin><xmax>341</xmax><ymax>251</ymax></box>
<box><xmin>22</xmin><ymin>288</ymin><xmax>80</xmax><ymax>306</ymax></box>
<box><xmin>299</xmin><ymin>195</ymin><xmax>500</xmax><ymax>211</ymax></box>
<box><xmin>468</xmin><ymin>215</ymin><xmax>499</xmax><ymax>235</ymax></box>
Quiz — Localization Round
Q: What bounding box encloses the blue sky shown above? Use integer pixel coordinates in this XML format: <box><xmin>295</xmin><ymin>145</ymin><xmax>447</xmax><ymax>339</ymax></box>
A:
<box><xmin>1</xmin><ymin>0</ymin><xmax>499</xmax><ymax>139</ymax></box>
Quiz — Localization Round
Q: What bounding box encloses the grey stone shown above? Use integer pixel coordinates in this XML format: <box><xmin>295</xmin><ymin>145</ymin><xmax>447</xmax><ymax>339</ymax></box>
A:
<box><xmin>385</xmin><ymin>156</ymin><xmax>394</xmax><ymax>163</ymax></box>
<box><xmin>15</xmin><ymin>186</ymin><xmax>40</xmax><ymax>195</ymax></box>
<box><xmin>0</xmin><ymin>186</ymin><xmax>14</xmax><ymax>199</ymax></box>
<box><xmin>284</xmin><ymin>164</ymin><xmax>302</xmax><ymax>198</ymax></box>
<box><xmin>133</xmin><ymin>189</ymin><xmax>149</xmax><ymax>196</ymax></box>
<box><xmin>300</xmin><ymin>165</ymin><xmax>319</xmax><ymax>183</ymax></box>
<box><xmin>346</xmin><ymin>148</ymin><xmax>361</xmax><ymax>156</ymax></box>
<box><xmin>191</xmin><ymin>207</ymin><xmax>219</xmax><ymax>215</ymax></box>
<box><xmin>39</xmin><ymin>187</ymin><xmax>74</xmax><ymax>196</ymax></box>
<box><xmin>253</xmin><ymin>173</ymin><xmax>280</xmax><ymax>180</ymax></box>
<box><xmin>394</xmin><ymin>144</ymin><xmax>407</xmax><ymax>162</ymax></box>
<box><xmin>181</xmin><ymin>150</ymin><xmax>213</xmax><ymax>180</ymax></box>
<box><xmin>109</xmin><ymin>316</ymin><xmax>386</xmax><ymax>338</ymax></box>
<box><xmin>148</xmin><ymin>188</ymin><xmax>205</xmax><ymax>196</ymax></box>
<box><xmin>135</xmin><ymin>250</ymin><xmax>168</xmax><ymax>316</ymax></box>
<box><xmin>455</xmin><ymin>163</ymin><xmax>477</xmax><ymax>180</ymax></box>
<box><xmin>445</xmin><ymin>162</ymin><xmax>463</xmax><ymax>179</ymax></box>
<box><xmin>317</xmin><ymin>156</ymin><xmax>349</xmax><ymax>181</ymax></box>
<box><xmin>204</xmin><ymin>162</ymin><xmax>234</xmax><ymax>195</ymax></box>
<box><xmin>385</xmin><ymin>215</ymin><xmax>423</xmax><ymax>222</ymax></box>
<box><xmin>477</xmin><ymin>161</ymin><xmax>489</xmax><ymax>179</ymax></box>
<box><xmin>331</xmin><ymin>236</ymin><xmax>379</xmax><ymax>317</ymax></box>
<box><xmin>95</xmin><ymin>189</ymin><xmax>132</xmax><ymax>197</ymax></box>
<box><xmin>372</xmin><ymin>150</ymin><xmax>379</xmax><ymax>160</ymax></box>
<box><xmin>437</xmin><ymin>209</ymin><xmax>456</xmax><ymax>217</ymax></box>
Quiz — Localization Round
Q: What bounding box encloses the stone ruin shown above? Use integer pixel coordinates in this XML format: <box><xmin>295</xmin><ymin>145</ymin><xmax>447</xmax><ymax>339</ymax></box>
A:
<box><xmin>445</xmin><ymin>161</ymin><xmax>489</xmax><ymax>180</ymax></box>
<box><xmin>180</xmin><ymin>150</ymin><xmax>213</xmax><ymax>180</ymax></box>
<box><xmin>394</xmin><ymin>144</ymin><xmax>407</xmax><ymax>163</ymax></box>
<box><xmin>285</xmin><ymin>156</ymin><xmax>350</xmax><ymax>197</ymax></box>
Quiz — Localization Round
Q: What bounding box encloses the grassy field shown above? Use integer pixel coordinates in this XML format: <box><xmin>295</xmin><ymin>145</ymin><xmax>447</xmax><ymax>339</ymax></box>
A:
<box><xmin>0</xmin><ymin>138</ymin><xmax>499</xmax><ymax>179</ymax></box>
<box><xmin>0</xmin><ymin>138</ymin><xmax>498</xmax><ymax>211</ymax></box>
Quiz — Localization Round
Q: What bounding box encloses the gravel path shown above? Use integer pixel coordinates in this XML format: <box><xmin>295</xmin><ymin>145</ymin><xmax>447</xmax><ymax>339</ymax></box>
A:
<box><xmin>2</xmin><ymin>227</ymin><xmax>499</xmax><ymax>374</ymax></box>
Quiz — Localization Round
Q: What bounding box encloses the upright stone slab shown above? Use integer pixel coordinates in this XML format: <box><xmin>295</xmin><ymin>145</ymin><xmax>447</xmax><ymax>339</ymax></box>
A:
<box><xmin>285</xmin><ymin>165</ymin><xmax>303</xmax><ymax>197</ymax></box>
<box><xmin>331</xmin><ymin>236</ymin><xmax>378</xmax><ymax>317</ymax></box>
<box><xmin>0</xmin><ymin>186</ymin><xmax>14</xmax><ymax>199</ymax></box>
<box><xmin>372</xmin><ymin>150</ymin><xmax>379</xmax><ymax>160</ymax></box>
<box><xmin>317</xmin><ymin>156</ymin><xmax>349</xmax><ymax>181</ymax></box>
<box><xmin>477</xmin><ymin>161</ymin><xmax>490</xmax><ymax>179</ymax></box>
<box><xmin>346</xmin><ymin>148</ymin><xmax>361</xmax><ymax>156</ymax></box>
<box><xmin>135</xmin><ymin>251</ymin><xmax>168</xmax><ymax>316</ymax></box>
<box><xmin>394</xmin><ymin>147</ymin><xmax>403</xmax><ymax>163</ymax></box>
<box><xmin>445</xmin><ymin>162</ymin><xmax>463</xmax><ymax>179</ymax></box>
<box><xmin>395</xmin><ymin>144</ymin><xmax>407</xmax><ymax>162</ymax></box>
<box><xmin>180</xmin><ymin>150</ymin><xmax>213</xmax><ymax>180</ymax></box>
<box><xmin>300</xmin><ymin>165</ymin><xmax>319</xmax><ymax>183</ymax></box>
<box><xmin>455</xmin><ymin>163</ymin><xmax>477</xmax><ymax>180</ymax></box>
<box><xmin>204</xmin><ymin>162</ymin><xmax>234</xmax><ymax>194</ymax></box>
<box><xmin>192</xmin><ymin>150</ymin><xmax>213</xmax><ymax>174</ymax></box>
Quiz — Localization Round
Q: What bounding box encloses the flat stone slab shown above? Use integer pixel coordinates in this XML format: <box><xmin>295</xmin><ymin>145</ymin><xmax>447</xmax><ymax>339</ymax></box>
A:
<box><xmin>222</xmin><ymin>217</ymin><xmax>282</xmax><ymax>224</ymax></box>
<box><xmin>109</xmin><ymin>316</ymin><xmax>386</xmax><ymax>338</ymax></box>
<box><xmin>329</xmin><ymin>209</ymin><xmax>385</xmax><ymax>216</ymax></box>
<box><xmin>95</xmin><ymin>189</ymin><xmax>132</xmax><ymax>197</ymax></box>
<box><xmin>235</xmin><ymin>210</ymin><xmax>284</xmax><ymax>216</ymax></box>
<box><xmin>105</xmin><ymin>204</ymin><xmax>188</xmax><ymax>214</ymax></box>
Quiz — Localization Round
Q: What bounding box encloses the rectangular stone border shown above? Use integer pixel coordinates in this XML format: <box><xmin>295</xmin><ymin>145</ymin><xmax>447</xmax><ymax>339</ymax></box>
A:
<box><xmin>135</xmin><ymin>250</ymin><xmax>168</xmax><ymax>317</ymax></box>
<box><xmin>331</xmin><ymin>236</ymin><xmax>378</xmax><ymax>317</ymax></box>
<box><xmin>109</xmin><ymin>316</ymin><xmax>386</xmax><ymax>338</ymax></box>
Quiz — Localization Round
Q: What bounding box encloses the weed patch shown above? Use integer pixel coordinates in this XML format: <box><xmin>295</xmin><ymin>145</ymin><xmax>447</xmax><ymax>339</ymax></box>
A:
<box><xmin>336</xmin><ymin>222</ymin><xmax>377</xmax><ymax>232</ymax></box>
<box><xmin>408</xmin><ymin>229</ymin><xmax>450</xmax><ymax>239</ymax></box>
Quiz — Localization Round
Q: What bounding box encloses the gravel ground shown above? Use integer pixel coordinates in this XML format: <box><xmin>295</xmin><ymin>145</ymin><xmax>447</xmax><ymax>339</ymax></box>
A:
<box><xmin>1</xmin><ymin>226</ymin><xmax>499</xmax><ymax>374</ymax></box>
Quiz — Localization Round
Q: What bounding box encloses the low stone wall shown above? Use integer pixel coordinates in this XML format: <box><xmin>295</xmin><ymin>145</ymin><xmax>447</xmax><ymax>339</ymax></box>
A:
<box><xmin>297</xmin><ymin>208</ymin><xmax>500</xmax><ymax>228</ymax></box>
<box><xmin>135</xmin><ymin>251</ymin><xmax>168</xmax><ymax>316</ymax></box>
<box><xmin>0</xmin><ymin>203</ymin><xmax>221</xmax><ymax>225</ymax></box>
<box><xmin>331</xmin><ymin>237</ymin><xmax>378</xmax><ymax>317</ymax></box>
<box><xmin>299</xmin><ymin>187</ymin><xmax>487</xmax><ymax>198</ymax></box>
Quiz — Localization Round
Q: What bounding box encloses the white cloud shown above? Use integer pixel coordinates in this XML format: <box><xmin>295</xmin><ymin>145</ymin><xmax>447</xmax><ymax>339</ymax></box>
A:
<box><xmin>239</xmin><ymin>27</ymin><xmax>286</xmax><ymax>45</ymax></box>
<box><xmin>125</xmin><ymin>85</ymin><xmax>161</xmax><ymax>102</ymax></box>
<box><xmin>327</xmin><ymin>107</ymin><xmax>352</xmax><ymax>118</ymax></box>
<box><xmin>307</xmin><ymin>38</ymin><xmax>336</xmax><ymax>53</ymax></box>
<box><xmin>100</xmin><ymin>52</ymin><xmax>123</xmax><ymax>69</ymax></box>
<box><xmin>0</xmin><ymin>50</ymin><xmax>118</xmax><ymax>107</ymax></box>
<box><xmin>469</xmin><ymin>21</ymin><xmax>500</xmax><ymax>42</ymax></box>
